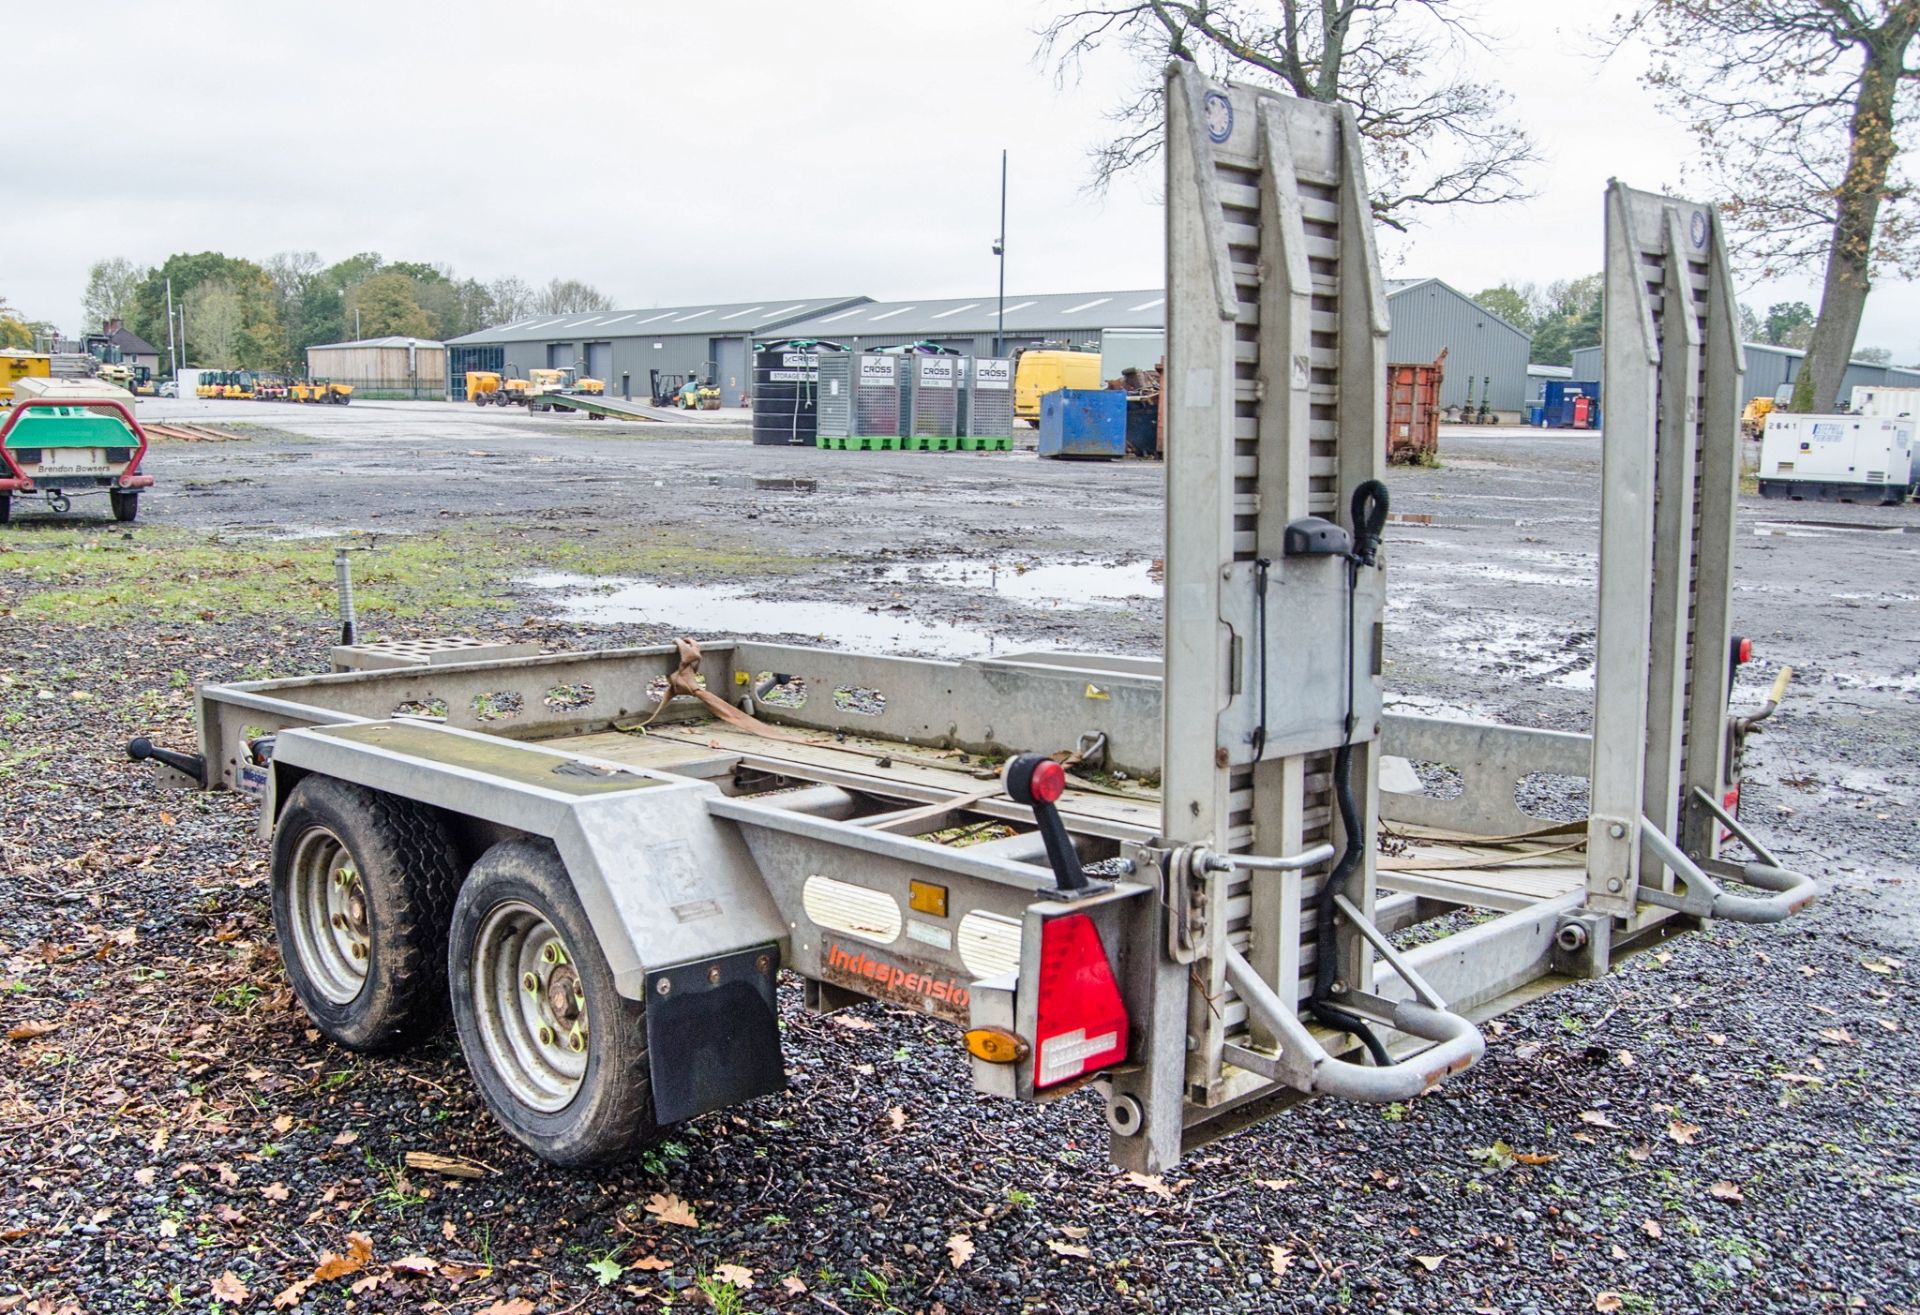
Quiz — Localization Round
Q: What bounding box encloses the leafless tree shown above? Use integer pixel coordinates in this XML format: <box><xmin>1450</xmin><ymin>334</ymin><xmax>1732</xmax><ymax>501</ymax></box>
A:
<box><xmin>1615</xmin><ymin>1</ymin><xmax>1920</xmax><ymax>411</ymax></box>
<box><xmin>487</xmin><ymin>276</ymin><xmax>537</xmax><ymax>322</ymax></box>
<box><xmin>534</xmin><ymin>278</ymin><xmax>614</xmax><ymax>315</ymax></box>
<box><xmin>1039</xmin><ymin>1</ymin><xmax>1537</xmax><ymax>230</ymax></box>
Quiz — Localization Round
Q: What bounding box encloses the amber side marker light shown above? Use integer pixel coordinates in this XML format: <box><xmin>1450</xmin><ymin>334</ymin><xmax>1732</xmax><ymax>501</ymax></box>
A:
<box><xmin>964</xmin><ymin>1027</ymin><xmax>1028</xmax><ymax>1064</ymax></box>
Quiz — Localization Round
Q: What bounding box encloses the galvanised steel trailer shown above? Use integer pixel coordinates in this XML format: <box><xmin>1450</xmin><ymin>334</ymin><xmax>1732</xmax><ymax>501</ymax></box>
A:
<box><xmin>139</xmin><ymin>69</ymin><xmax>1816</xmax><ymax>1172</ymax></box>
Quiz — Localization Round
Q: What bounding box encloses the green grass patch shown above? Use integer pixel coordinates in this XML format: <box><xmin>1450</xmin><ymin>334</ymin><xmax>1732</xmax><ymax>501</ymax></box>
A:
<box><xmin>0</xmin><ymin>523</ymin><xmax>809</xmax><ymax>624</ymax></box>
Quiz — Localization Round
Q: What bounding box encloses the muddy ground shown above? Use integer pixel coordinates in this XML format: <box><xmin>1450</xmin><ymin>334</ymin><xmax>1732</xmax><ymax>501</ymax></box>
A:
<box><xmin>0</xmin><ymin>397</ymin><xmax>1915</xmax><ymax>1313</ymax></box>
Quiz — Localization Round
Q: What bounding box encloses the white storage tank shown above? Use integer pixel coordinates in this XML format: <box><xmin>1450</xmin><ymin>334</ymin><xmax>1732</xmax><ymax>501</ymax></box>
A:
<box><xmin>1758</xmin><ymin>412</ymin><xmax>1913</xmax><ymax>504</ymax></box>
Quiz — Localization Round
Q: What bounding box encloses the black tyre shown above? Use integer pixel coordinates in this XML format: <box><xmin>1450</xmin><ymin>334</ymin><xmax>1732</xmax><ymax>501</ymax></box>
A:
<box><xmin>270</xmin><ymin>776</ymin><xmax>463</xmax><ymax>1051</ymax></box>
<box><xmin>110</xmin><ymin>490</ymin><xmax>139</xmax><ymax>523</ymax></box>
<box><xmin>473</xmin><ymin>395</ymin><xmax>489</xmax><ymax>407</ymax></box>
<box><xmin>449</xmin><ymin>839</ymin><xmax>657</xmax><ymax>1167</ymax></box>
<box><xmin>0</xmin><ymin>494</ymin><xmax>10</xmax><ymax>525</ymax></box>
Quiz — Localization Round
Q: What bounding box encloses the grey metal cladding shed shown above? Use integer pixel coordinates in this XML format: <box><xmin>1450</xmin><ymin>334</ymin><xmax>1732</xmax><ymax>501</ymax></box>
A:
<box><xmin>1384</xmin><ymin>278</ymin><xmax>1532</xmax><ymax>412</ymax></box>
<box><xmin>772</xmin><ymin>290</ymin><xmax>1168</xmax><ymax>368</ymax></box>
<box><xmin>1571</xmin><ymin>340</ymin><xmax>1920</xmax><ymax>411</ymax></box>
<box><xmin>444</xmin><ymin>297</ymin><xmax>870</xmax><ymax>405</ymax></box>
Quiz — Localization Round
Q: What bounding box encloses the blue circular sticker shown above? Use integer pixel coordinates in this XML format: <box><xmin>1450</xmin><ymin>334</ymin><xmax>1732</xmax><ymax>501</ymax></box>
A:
<box><xmin>1690</xmin><ymin>209</ymin><xmax>1709</xmax><ymax>250</ymax></box>
<box><xmin>1203</xmin><ymin>90</ymin><xmax>1234</xmax><ymax>144</ymax></box>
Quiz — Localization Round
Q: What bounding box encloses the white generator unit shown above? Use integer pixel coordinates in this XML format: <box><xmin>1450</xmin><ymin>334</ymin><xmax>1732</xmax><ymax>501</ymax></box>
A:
<box><xmin>1848</xmin><ymin>386</ymin><xmax>1920</xmax><ymax>487</ymax></box>
<box><xmin>1758</xmin><ymin>412</ymin><xmax>1914</xmax><ymax>504</ymax></box>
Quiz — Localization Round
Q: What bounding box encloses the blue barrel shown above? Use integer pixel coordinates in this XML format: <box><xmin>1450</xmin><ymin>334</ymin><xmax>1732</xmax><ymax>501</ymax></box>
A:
<box><xmin>1039</xmin><ymin>389</ymin><xmax>1127</xmax><ymax>460</ymax></box>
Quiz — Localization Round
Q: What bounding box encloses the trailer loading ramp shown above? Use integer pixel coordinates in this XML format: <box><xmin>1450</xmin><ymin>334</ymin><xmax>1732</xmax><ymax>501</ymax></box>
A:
<box><xmin>538</xmin><ymin>393</ymin><xmax>741</xmax><ymax>425</ymax></box>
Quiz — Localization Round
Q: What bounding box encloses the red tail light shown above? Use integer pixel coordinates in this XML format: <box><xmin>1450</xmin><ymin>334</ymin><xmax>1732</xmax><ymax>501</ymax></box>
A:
<box><xmin>1033</xmin><ymin>913</ymin><xmax>1129</xmax><ymax>1089</ymax></box>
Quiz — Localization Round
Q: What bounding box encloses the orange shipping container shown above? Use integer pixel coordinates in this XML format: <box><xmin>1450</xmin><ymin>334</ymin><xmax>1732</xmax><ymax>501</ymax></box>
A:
<box><xmin>1385</xmin><ymin>349</ymin><xmax>1447</xmax><ymax>464</ymax></box>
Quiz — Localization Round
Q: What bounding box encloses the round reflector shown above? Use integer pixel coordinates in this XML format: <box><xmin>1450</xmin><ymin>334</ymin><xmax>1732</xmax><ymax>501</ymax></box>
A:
<box><xmin>1736</xmin><ymin>637</ymin><xmax>1753</xmax><ymax>664</ymax></box>
<box><xmin>1030</xmin><ymin>759</ymin><xmax>1067</xmax><ymax>804</ymax></box>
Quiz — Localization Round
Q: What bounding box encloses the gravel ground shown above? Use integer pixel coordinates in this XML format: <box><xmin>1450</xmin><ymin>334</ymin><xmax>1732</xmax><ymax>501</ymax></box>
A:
<box><xmin>1</xmin><ymin>409</ymin><xmax>1915</xmax><ymax>1314</ymax></box>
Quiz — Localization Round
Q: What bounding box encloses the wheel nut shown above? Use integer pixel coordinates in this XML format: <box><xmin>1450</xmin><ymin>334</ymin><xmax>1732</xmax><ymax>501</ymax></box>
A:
<box><xmin>331</xmin><ymin>913</ymin><xmax>347</xmax><ymax>929</ymax></box>
<box><xmin>523</xmin><ymin>971</ymin><xmax>540</xmax><ymax>993</ymax></box>
<box><xmin>755</xmin><ymin>954</ymin><xmax>772</xmax><ymax>974</ymax></box>
<box><xmin>538</xmin><ymin>1024</ymin><xmax>556</xmax><ymax>1046</ymax></box>
<box><xmin>350</xmin><ymin>942</ymin><xmax>367</xmax><ymax>960</ymax></box>
<box><xmin>656</xmin><ymin>977</ymin><xmax>672</xmax><ymax>996</ymax></box>
<box><xmin>541</xmin><ymin>943</ymin><xmax>559</xmax><ymax>964</ymax></box>
<box><xmin>708</xmin><ymin>965</ymin><xmax>722</xmax><ymax>985</ymax></box>
<box><xmin>567</xmin><ymin>1026</ymin><xmax>586</xmax><ymax>1054</ymax></box>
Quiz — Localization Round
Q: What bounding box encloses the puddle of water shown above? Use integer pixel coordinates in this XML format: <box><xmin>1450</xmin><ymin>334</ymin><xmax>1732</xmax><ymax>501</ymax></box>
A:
<box><xmin>879</xmin><ymin>559</ymin><xmax>1159</xmax><ymax>611</ymax></box>
<box><xmin>701</xmin><ymin>474</ymin><xmax>819</xmax><ymax>493</ymax></box>
<box><xmin>522</xmin><ymin>572</ymin><xmax>1022</xmax><ymax>658</ymax></box>
<box><xmin>1753</xmin><ymin>519</ymin><xmax>1916</xmax><ymax>538</ymax></box>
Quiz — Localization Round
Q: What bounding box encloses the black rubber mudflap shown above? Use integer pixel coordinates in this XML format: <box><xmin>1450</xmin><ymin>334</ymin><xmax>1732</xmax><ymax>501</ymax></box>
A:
<box><xmin>644</xmin><ymin>945</ymin><xmax>786</xmax><ymax>1126</ymax></box>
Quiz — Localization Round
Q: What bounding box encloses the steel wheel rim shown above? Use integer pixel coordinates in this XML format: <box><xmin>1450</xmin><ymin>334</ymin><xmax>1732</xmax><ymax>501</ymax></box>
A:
<box><xmin>471</xmin><ymin>900</ymin><xmax>588</xmax><ymax>1112</ymax></box>
<box><xmin>288</xmin><ymin>826</ymin><xmax>369</xmax><ymax>1005</ymax></box>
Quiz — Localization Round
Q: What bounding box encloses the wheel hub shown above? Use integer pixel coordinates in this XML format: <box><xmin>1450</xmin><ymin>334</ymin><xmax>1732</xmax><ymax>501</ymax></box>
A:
<box><xmin>289</xmin><ymin>830</ymin><xmax>370</xmax><ymax>1004</ymax></box>
<box><xmin>474</xmin><ymin>901</ymin><xmax>589</xmax><ymax>1111</ymax></box>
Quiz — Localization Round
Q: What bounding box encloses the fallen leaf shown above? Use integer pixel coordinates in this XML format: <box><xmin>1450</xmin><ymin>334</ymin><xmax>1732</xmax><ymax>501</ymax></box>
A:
<box><xmin>1267</xmin><ymin>1242</ymin><xmax>1295</xmax><ymax>1276</ymax></box>
<box><xmin>1627</xmin><ymin>1144</ymin><xmax>1653</xmax><ymax>1163</ymax></box>
<box><xmin>1799</xmin><ymin>964</ymin><xmax>1819</xmax><ymax>977</ymax></box>
<box><xmin>1514</xmin><ymin>1151</ymin><xmax>1557</xmax><ymax>1166</ymax></box>
<box><xmin>644</xmin><ymin>1192</ymin><xmax>697</xmax><ymax>1228</ymax></box>
<box><xmin>1059</xmin><ymin>1224</ymin><xmax>1090</xmax><ymax>1240</ymax></box>
<box><xmin>887</xmin><ymin>1106</ymin><xmax>907</xmax><ymax>1132</ymax></box>
<box><xmin>1611</xmin><ymin>1243</ymin><xmax>1629</xmax><ymax>1260</ymax></box>
<box><xmin>1411</xmin><ymin>1254</ymin><xmax>1445</xmax><ymax>1272</ymax></box>
<box><xmin>441</xmin><ymin>1220</ymin><xmax>457</xmax><ymax>1241</ymax></box>
<box><xmin>271</xmin><ymin>1278</ymin><xmax>314</xmax><ymax>1309</ymax></box>
<box><xmin>5</xmin><ymin>1021</ymin><xmax>60</xmax><ymax>1041</ymax></box>
<box><xmin>1666</xmin><ymin>1120</ymin><xmax>1702</xmax><ymax>1146</ymax></box>
<box><xmin>947</xmin><ymin>1235</ymin><xmax>975</xmax><ymax>1268</ymax></box>
<box><xmin>211</xmin><ymin>1272</ymin><xmax>249</xmax><ymax>1305</ymax></box>
<box><xmin>1819</xmin><ymin>1027</ymin><xmax>1855</xmax><ymax>1046</ymax></box>
<box><xmin>272</xmin><ymin>1115</ymin><xmax>294</xmax><ymax>1135</ymax></box>
<box><xmin>389</xmin><ymin>1256</ymin><xmax>436</xmax><ymax>1276</ymax></box>
<box><xmin>1876</xmin><ymin>1018</ymin><xmax>1900</xmax><ymax>1032</ymax></box>
<box><xmin>1596</xmin><ymin>1295</ymin><xmax>1625</xmax><ymax>1313</ymax></box>
<box><xmin>1709</xmin><ymin>1181</ymin><xmax>1745</xmax><ymax>1203</ymax></box>
<box><xmin>711</xmin><ymin>1263</ymin><xmax>755</xmax><ymax>1288</ymax></box>
<box><xmin>831</xmin><ymin>1013</ymin><xmax>877</xmax><ymax>1030</ymax></box>
<box><xmin>1642</xmin><ymin>1219</ymin><xmax>1663</xmax><ymax>1240</ymax></box>
<box><xmin>1124</xmin><ymin>1171</ymin><xmax>1175</xmax><ymax>1200</ymax></box>
<box><xmin>1047</xmin><ymin>1240</ymin><xmax>1092</xmax><ymax>1259</ymax></box>
<box><xmin>781</xmin><ymin>1275</ymin><xmax>808</xmax><ymax>1295</ymax></box>
<box><xmin>133</xmin><ymin>1167</ymin><xmax>156</xmax><ymax>1187</ymax></box>
<box><xmin>586</xmin><ymin>1257</ymin><xmax>623</xmax><ymax>1287</ymax></box>
<box><xmin>217</xmin><ymin>1163</ymin><xmax>240</xmax><ymax>1187</ymax></box>
<box><xmin>262</xmin><ymin>1183</ymin><xmax>289</xmax><ymax>1202</ymax></box>
<box><xmin>475</xmin><ymin>1302</ymin><xmax>535</xmax><ymax>1315</ymax></box>
<box><xmin>1861</xmin><ymin>958</ymin><xmax>1894</xmax><ymax>976</ymax></box>
<box><xmin>629</xmin><ymin>1256</ymin><xmax>671</xmax><ymax>1272</ymax></box>
<box><xmin>158</xmin><ymin>1219</ymin><xmax>180</xmax><ymax>1238</ymax></box>
<box><xmin>1256</xmin><ymin>1178</ymin><xmax>1296</xmax><ymax>1190</ymax></box>
<box><xmin>330</xmin><ymin>1131</ymin><xmax>358</xmax><ymax>1147</ymax></box>
<box><xmin>311</xmin><ymin>1233</ymin><xmax>374</xmax><ymax>1281</ymax></box>
<box><xmin>348</xmin><ymin>1274</ymin><xmax>384</xmax><ymax>1295</ymax></box>
<box><xmin>1579</xmin><ymin>1110</ymin><xmax>1619</xmax><ymax>1129</ymax></box>
<box><xmin>1706</xmin><ymin>1032</ymin><xmax>1726</xmax><ymax>1046</ymax></box>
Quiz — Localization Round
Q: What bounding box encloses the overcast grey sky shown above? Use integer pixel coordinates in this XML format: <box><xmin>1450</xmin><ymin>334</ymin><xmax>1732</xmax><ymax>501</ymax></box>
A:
<box><xmin>3</xmin><ymin>0</ymin><xmax>1909</xmax><ymax>355</ymax></box>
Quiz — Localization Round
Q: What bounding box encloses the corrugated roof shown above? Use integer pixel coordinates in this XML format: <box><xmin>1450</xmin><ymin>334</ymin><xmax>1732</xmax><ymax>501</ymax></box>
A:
<box><xmin>774</xmin><ymin>289</ymin><xmax>1165</xmax><ymax>340</ymax></box>
<box><xmin>1386</xmin><ymin>278</ymin><xmax>1530</xmax><ymax>340</ymax></box>
<box><xmin>308</xmin><ymin>336</ymin><xmax>447</xmax><ymax>350</ymax></box>
<box><xmin>446</xmin><ymin>298</ymin><xmax>870</xmax><ymax>345</ymax></box>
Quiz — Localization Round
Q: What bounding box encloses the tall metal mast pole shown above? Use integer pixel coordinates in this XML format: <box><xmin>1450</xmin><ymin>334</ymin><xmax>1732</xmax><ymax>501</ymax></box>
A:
<box><xmin>994</xmin><ymin>149</ymin><xmax>1007</xmax><ymax>356</ymax></box>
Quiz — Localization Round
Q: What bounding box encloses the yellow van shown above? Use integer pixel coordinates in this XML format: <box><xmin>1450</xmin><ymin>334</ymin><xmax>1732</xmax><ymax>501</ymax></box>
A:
<box><xmin>1013</xmin><ymin>349</ymin><xmax>1102</xmax><ymax>422</ymax></box>
<box><xmin>0</xmin><ymin>350</ymin><xmax>51</xmax><ymax>407</ymax></box>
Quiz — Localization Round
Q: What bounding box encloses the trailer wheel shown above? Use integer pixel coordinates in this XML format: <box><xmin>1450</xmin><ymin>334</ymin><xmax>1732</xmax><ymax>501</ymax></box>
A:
<box><xmin>110</xmin><ymin>491</ymin><xmax>139</xmax><ymax>523</ymax></box>
<box><xmin>449</xmin><ymin>839</ymin><xmax>657</xmax><ymax>1167</ymax></box>
<box><xmin>271</xmin><ymin>776</ymin><xmax>463</xmax><ymax>1051</ymax></box>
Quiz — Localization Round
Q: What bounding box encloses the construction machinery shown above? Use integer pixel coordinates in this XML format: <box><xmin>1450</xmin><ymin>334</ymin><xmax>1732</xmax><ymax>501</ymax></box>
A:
<box><xmin>0</xmin><ymin>349</ymin><xmax>51</xmax><ymax>406</ymax></box>
<box><xmin>526</xmin><ymin>366</ymin><xmax>607</xmax><ymax>412</ymax></box>
<box><xmin>1</xmin><ymin>377</ymin><xmax>154</xmax><ymax>522</ymax></box>
<box><xmin>136</xmin><ymin>69</ymin><xmax>1816</xmax><ymax>1174</ymax></box>
<box><xmin>466</xmin><ymin>370</ymin><xmax>528</xmax><ymax>407</ymax></box>
<box><xmin>289</xmin><ymin>380</ymin><xmax>353</xmax><ymax>405</ymax></box>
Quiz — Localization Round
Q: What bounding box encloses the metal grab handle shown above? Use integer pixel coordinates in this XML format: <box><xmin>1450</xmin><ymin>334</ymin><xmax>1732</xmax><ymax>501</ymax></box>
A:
<box><xmin>1220</xmin><ymin>943</ymin><xmax>1486</xmax><ymax>1104</ymax></box>
<box><xmin>1636</xmin><ymin>796</ymin><xmax>1819</xmax><ymax>925</ymax></box>
<box><xmin>1200</xmin><ymin>842</ymin><xmax>1337</xmax><ymax>874</ymax></box>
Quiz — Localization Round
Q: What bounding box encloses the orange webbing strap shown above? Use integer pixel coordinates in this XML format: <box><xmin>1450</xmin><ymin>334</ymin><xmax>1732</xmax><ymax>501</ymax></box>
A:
<box><xmin>636</xmin><ymin>637</ymin><xmax>818</xmax><ymax>744</ymax></box>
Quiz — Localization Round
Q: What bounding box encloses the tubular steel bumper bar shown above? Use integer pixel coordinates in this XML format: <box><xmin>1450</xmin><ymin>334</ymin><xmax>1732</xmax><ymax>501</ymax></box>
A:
<box><xmin>1635</xmin><ymin>789</ymin><xmax>1818</xmax><ymax>924</ymax></box>
<box><xmin>1220</xmin><ymin>944</ymin><xmax>1485</xmax><ymax>1103</ymax></box>
<box><xmin>1200</xmin><ymin>842</ymin><xmax>1338</xmax><ymax>874</ymax></box>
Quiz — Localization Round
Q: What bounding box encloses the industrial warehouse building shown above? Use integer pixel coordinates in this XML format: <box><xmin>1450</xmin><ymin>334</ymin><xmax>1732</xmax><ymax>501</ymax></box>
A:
<box><xmin>307</xmin><ymin>336</ymin><xmax>447</xmax><ymax>399</ymax></box>
<box><xmin>771</xmin><ymin>289</ymin><xmax>1168</xmax><ymax>375</ymax></box>
<box><xmin>443</xmin><ymin>280</ymin><xmax>1531</xmax><ymax>411</ymax></box>
<box><xmin>445</xmin><ymin>299</ymin><xmax>868</xmax><ymax>407</ymax></box>
<box><xmin>1385</xmin><ymin>279</ymin><xmax>1531</xmax><ymax>414</ymax></box>
<box><xmin>1571</xmin><ymin>341</ymin><xmax>1920</xmax><ymax>409</ymax></box>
